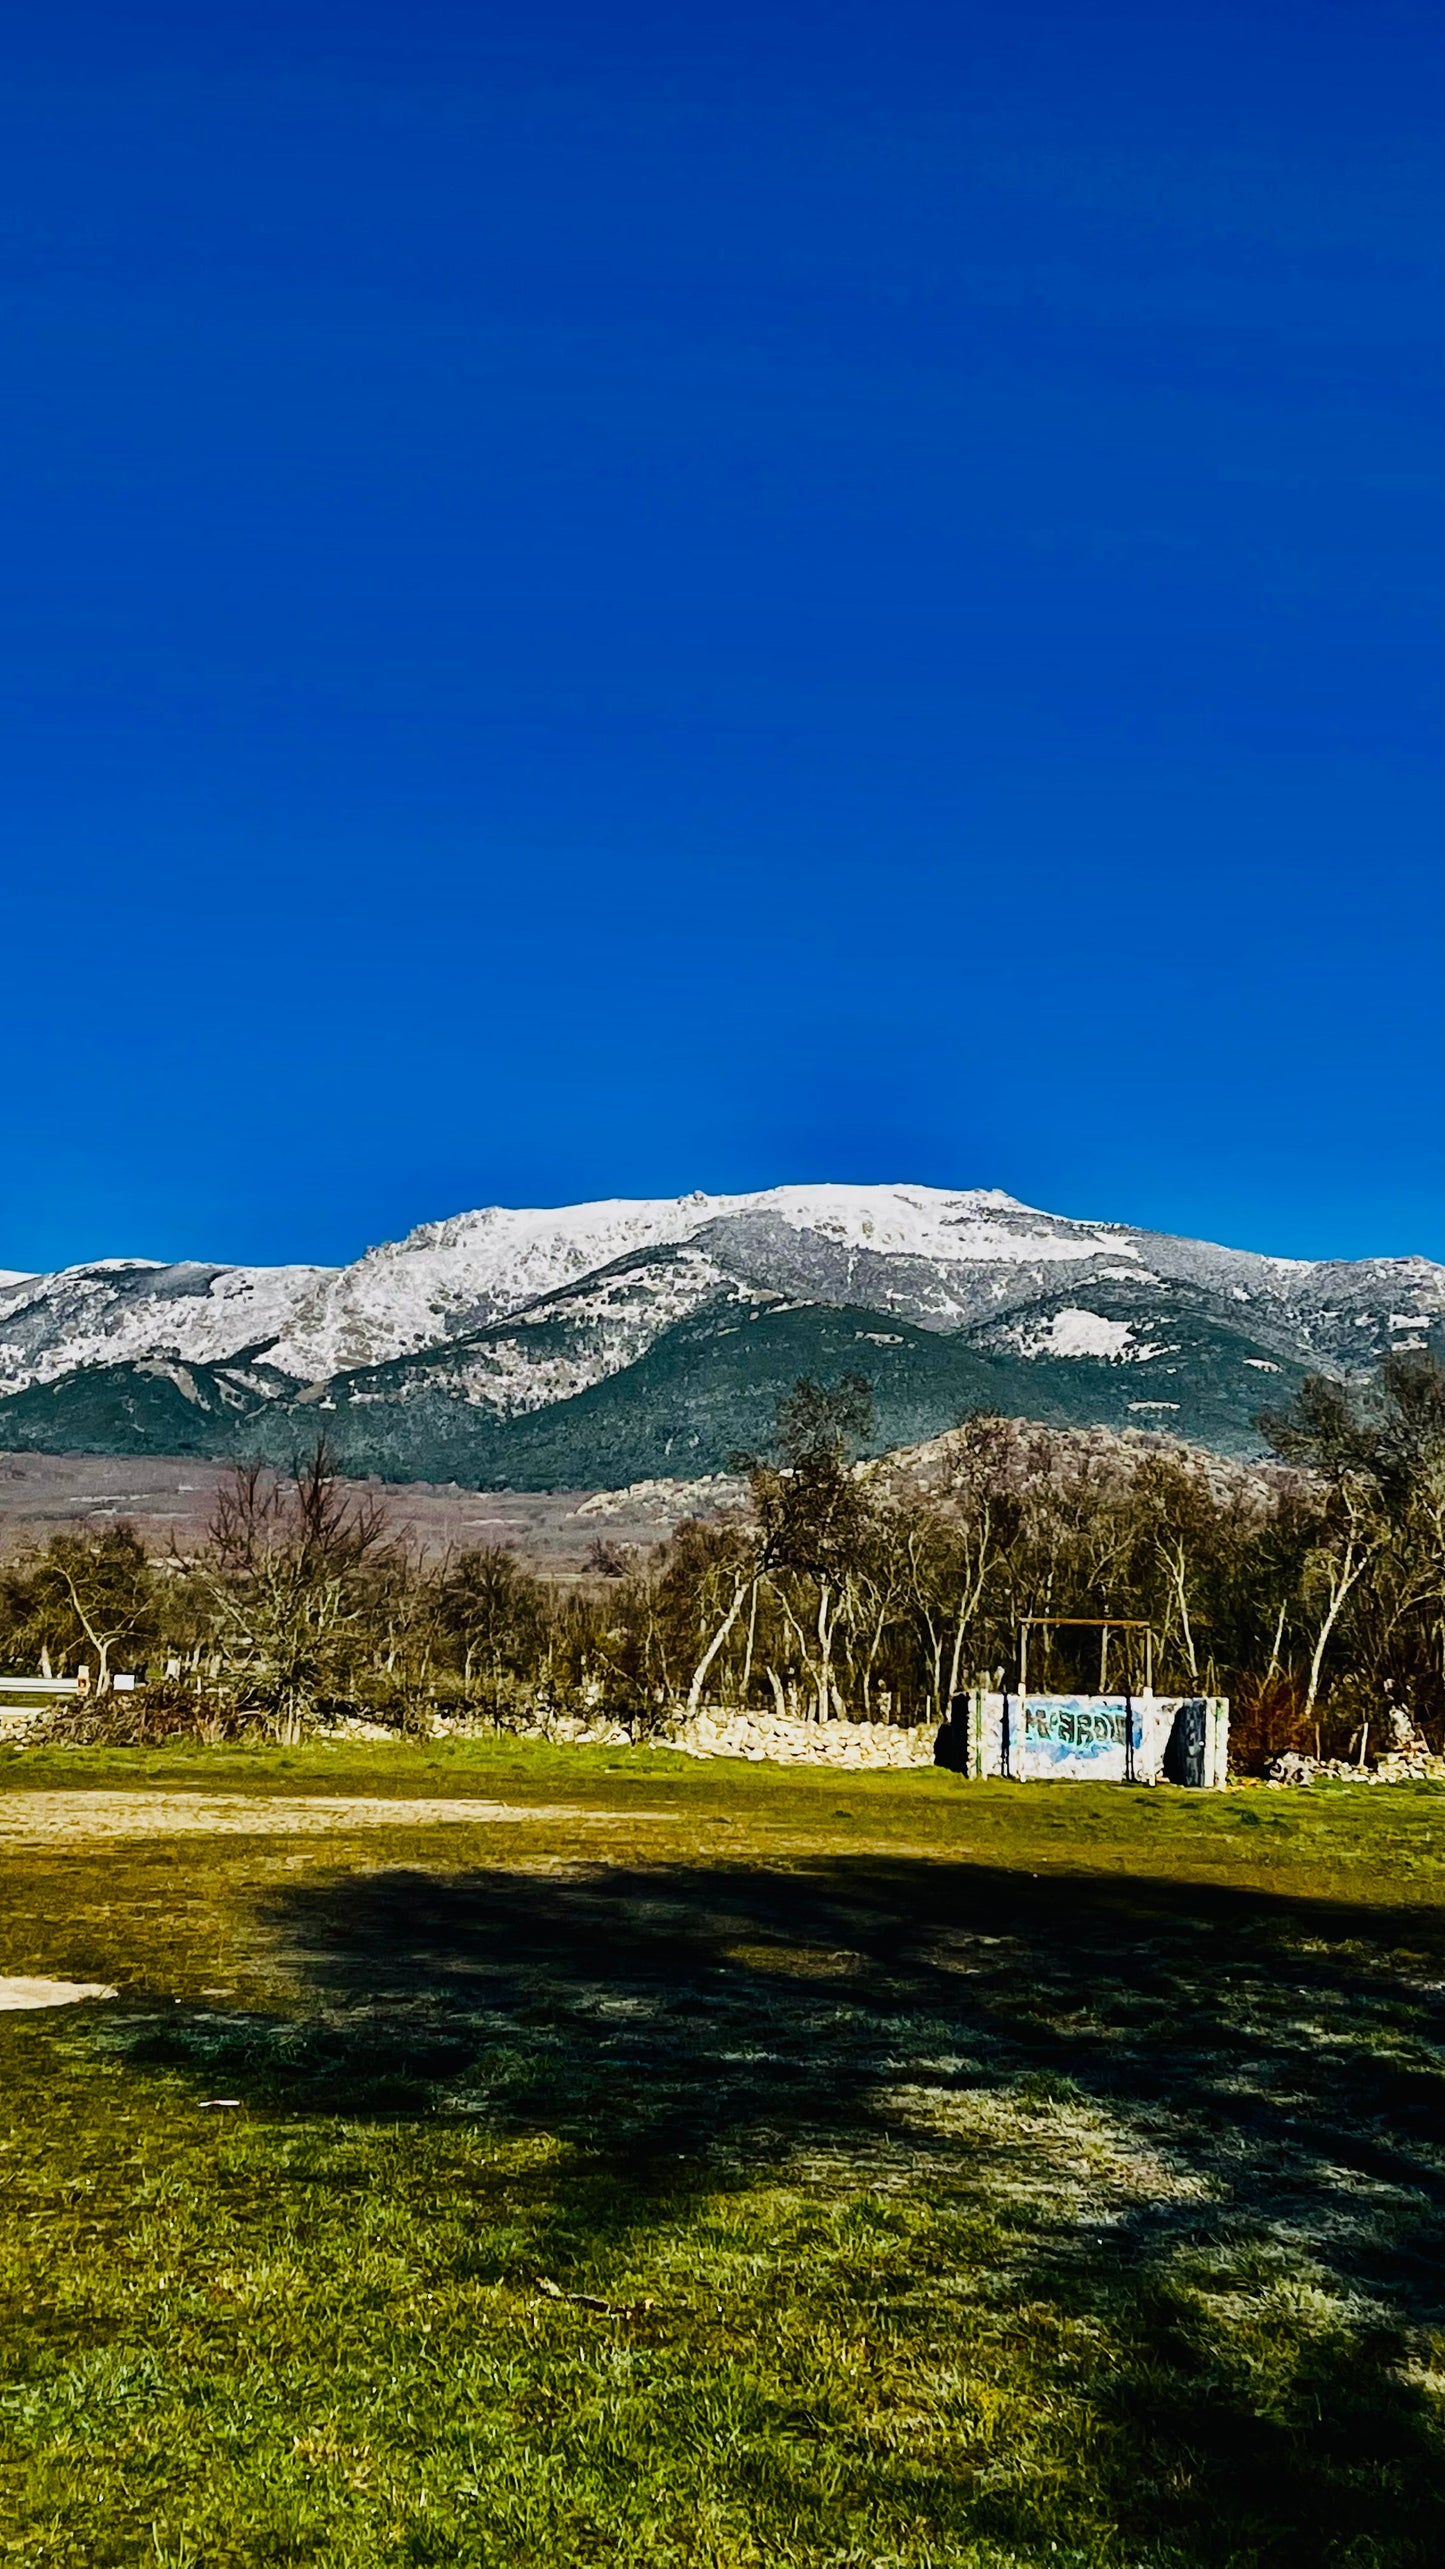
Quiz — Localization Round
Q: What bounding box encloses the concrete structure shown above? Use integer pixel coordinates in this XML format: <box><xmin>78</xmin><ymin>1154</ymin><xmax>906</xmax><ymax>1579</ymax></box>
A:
<box><xmin>942</xmin><ymin>1691</ymin><xmax>1228</xmax><ymax>1787</ymax></box>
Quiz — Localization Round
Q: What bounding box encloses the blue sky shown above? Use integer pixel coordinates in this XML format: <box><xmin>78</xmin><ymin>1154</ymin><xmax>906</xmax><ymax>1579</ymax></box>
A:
<box><xmin>3</xmin><ymin>0</ymin><xmax>1441</xmax><ymax>1273</ymax></box>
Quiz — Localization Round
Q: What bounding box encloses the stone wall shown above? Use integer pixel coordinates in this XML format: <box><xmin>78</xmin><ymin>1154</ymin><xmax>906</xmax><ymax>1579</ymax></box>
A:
<box><xmin>429</xmin><ymin>1707</ymin><xmax>941</xmax><ymax>1767</ymax></box>
<box><xmin>669</xmin><ymin>1708</ymin><xmax>939</xmax><ymax>1768</ymax></box>
<box><xmin>1268</xmin><ymin>1749</ymin><xmax>1445</xmax><ymax>1786</ymax></box>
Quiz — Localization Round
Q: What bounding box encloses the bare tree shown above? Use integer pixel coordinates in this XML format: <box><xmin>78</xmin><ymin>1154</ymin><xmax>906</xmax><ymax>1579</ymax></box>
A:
<box><xmin>198</xmin><ymin>1445</ymin><xmax>394</xmax><ymax>1743</ymax></box>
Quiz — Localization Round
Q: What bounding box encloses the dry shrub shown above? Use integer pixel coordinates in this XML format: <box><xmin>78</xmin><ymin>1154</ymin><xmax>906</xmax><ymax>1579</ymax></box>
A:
<box><xmin>1229</xmin><ymin>1672</ymin><xmax>1313</xmax><ymax>1774</ymax></box>
<box><xmin>1230</xmin><ymin>1672</ymin><xmax>1370</xmax><ymax>1773</ymax></box>
<box><xmin>32</xmin><ymin>1682</ymin><xmax>262</xmax><ymax>1749</ymax></box>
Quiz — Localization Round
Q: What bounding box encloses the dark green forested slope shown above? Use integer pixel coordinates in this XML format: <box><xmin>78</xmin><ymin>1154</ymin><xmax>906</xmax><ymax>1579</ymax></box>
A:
<box><xmin>0</xmin><ymin>1283</ymin><xmax>1310</xmax><ymax>1484</ymax></box>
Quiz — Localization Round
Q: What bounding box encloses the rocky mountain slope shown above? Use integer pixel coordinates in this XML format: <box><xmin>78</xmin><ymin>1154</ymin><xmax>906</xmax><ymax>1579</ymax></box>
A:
<box><xmin>1</xmin><ymin>1185</ymin><xmax>1441</xmax><ymax>1483</ymax></box>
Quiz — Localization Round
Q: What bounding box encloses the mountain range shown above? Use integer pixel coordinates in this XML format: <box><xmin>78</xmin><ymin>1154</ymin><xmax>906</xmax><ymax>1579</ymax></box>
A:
<box><xmin>1</xmin><ymin>1184</ymin><xmax>1442</xmax><ymax>1486</ymax></box>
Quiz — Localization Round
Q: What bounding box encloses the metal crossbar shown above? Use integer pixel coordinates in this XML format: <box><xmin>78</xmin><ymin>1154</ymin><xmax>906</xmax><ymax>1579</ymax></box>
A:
<box><xmin>1017</xmin><ymin>1617</ymin><xmax>1157</xmax><ymax>1696</ymax></box>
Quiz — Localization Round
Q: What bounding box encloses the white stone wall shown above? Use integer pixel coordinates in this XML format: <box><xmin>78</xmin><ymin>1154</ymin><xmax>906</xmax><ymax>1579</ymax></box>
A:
<box><xmin>669</xmin><ymin>1709</ymin><xmax>940</xmax><ymax>1768</ymax></box>
<box><xmin>431</xmin><ymin>1706</ymin><xmax>942</xmax><ymax>1766</ymax></box>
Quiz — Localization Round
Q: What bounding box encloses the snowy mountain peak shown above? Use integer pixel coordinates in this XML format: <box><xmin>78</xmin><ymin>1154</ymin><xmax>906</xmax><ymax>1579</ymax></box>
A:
<box><xmin>738</xmin><ymin>1182</ymin><xmax>1129</xmax><ymax>1261</ymax></box>
<box><xmin>0</xmin><ymin>1259</ymin><xmax>334</xmax><ymax>1397</ymax></box>
<box><xmin>260</xmin><ymin>1183</ymin><xmax>1156</xmax><ymax>1384</ymax></box>
<box><xmin>1</xmin><ymin>1188</ymin><xmax>1441</xmax><ymax>1437</ymax></box>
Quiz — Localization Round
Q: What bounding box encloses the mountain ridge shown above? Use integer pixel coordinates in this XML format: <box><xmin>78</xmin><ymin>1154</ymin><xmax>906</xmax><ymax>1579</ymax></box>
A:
<box><xmin>2</xmin><ymin>1184</ymin><xmax>1441</xmax><ymax>1485</ymax></box>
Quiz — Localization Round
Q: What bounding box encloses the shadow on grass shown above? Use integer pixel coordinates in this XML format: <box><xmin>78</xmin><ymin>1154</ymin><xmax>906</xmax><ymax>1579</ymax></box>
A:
<box><xmin>124</xmin><ymin>1854</ymin><xmax>1445</xmax><ymax>2564</ymax></box>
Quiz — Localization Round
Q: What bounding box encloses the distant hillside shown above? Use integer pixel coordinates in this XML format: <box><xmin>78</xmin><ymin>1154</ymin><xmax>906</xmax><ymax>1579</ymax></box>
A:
<box><xmin>1</xmin><ymin>1184</ymin><xmax>1440</xmax><ymax>1485</ymax></box>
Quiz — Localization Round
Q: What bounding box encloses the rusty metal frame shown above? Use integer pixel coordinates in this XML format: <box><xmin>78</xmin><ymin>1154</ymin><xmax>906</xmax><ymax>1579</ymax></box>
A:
<box><xmin>1017</xmin><ymin>1615</ymin><xmax>1156</xmax><ymax>1698</ymax></box>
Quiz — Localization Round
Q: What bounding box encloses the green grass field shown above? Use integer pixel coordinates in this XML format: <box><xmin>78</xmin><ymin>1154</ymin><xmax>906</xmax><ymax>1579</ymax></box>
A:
<box><xmin>2</xmin><ymin>1741</ymin><xmax>1444</xmax><ymax>2566</ymax></box>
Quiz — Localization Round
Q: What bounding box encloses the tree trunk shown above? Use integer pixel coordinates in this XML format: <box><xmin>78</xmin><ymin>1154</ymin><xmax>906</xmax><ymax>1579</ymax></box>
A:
<box><xmin>1306</xmin><ymin>1540</ymin><xmax>1368</xmax><ymax>1715</ymax></box>
<box><xmin>861</xmin><ymin>1602</ymin><xmax>889</xmax><ymax>1719</ymax></box>
<box><xmin>1168</xmin><ymin>1544</ymin><xmax>1199</xmax><ymax>1680</ymax></box>
<box><xmin>686</xmin><ymin>1576</ymin><xmax>749</xmax><ymax>1718</ymax></box>
<box><xmin>946</xmin><ymin>1579</ymin><xmax>982</xmax><ymax>1711</ymax></box>
<box><xmin>740</xmin><ymin>1578</ymin><xmax>760</xmax><ymax>1703</ymax></box>
<box><xmin>815</xmin><ymin>1583</ymin><xmax>833</xmax><ymax>1721</ymax></box>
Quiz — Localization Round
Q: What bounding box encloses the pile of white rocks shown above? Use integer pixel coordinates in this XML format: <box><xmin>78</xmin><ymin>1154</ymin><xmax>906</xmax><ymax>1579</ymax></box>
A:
<box><xmin>1267</xmin><ymin>1748</ymin><xmax>1445</xmax><ymax>1787</ymax></box>
<box><xmin>668</xmin><ymin>1708</ymin><xmax>939</xmax><ymax>1768</ymax></box>
<box><xmin>429</xmin><ymin>1704</ymin><xmax>940</xmax><ymax>1767</ymax></box>
<box><xmin>425</xmin><ymin>1710</ymin><xmax>637</xmax><ymax>1750</ymax></box>
<box><xmin>1375</xmin><ymin>1749</ymin><xmax>1445</xmax><ymax>1782</ymax></box>
<box><xmin>1268</xmin><ymin>1753</ymin><xmax>1374</xmax><ymax>1786</ymax></box>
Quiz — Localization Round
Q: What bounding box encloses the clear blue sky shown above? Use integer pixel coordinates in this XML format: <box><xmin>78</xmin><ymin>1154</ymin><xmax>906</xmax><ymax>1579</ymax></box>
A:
<box><xmin>3</xmin><ymin>0</ymin><xmax>1441</xmax><ymax>1274</ymax></box>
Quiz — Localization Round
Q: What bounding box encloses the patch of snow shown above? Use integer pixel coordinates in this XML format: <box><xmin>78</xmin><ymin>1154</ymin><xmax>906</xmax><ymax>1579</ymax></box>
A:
<box><xmin>1007</xmin><ymin>1309</ymin><xmax>1170</xmax><ymax>1364</ymax></box>
<box><xmin>134</xmin><ymin>1360</ymin><xmax>204</xmax><ymax>1403</ymax></box>
<box><xmin>1243</xmin><ymin>1358</ymin><xmax>1281</xmax><ymax>1372</ymax></box>
<box><xmin>750</xmin><ymin>1182</ymin><xmax>1130</xmax><ymax>1267</ymax></box>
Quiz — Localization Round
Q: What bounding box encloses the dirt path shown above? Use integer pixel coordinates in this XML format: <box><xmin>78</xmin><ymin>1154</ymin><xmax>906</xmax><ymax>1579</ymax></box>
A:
<box><xmin>0</xmin><ymin>1791</ymin><xmax>652</xmax><ymax>1841</ymax></box>
<box><xmin>0</xmin><ymin>1977</ymin><xmax>117</xmax><ymax>2009</ymax></box>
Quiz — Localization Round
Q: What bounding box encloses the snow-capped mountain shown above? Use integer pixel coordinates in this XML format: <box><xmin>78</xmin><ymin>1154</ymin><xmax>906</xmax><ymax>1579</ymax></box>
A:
<box><xmin>262</xmin><ymin>1194</ymin><xmax>761</xmax><ymax>1380</ymax></box>
<box><xmin>0</xmin><ymin>1258</ymin><xmax>330</xmax><ymax>1397</ymax></box>
<box><xmin>1</xmin><ymin>1185</ymin><xmax>1441</xmax><ymax>1482</ymax></box>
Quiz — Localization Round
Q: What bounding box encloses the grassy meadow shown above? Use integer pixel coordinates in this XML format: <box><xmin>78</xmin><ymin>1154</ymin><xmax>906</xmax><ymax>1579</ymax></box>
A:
<box><xmin>2</xmin><ymin>1741</ymin><xmax>1445</xmax><ymax>2564</ymax></box>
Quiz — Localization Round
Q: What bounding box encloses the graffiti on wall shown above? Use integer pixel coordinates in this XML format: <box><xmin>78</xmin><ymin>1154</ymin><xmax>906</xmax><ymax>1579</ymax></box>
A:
<box><xmin>947</xmin><ymin>1690</ymin><xmax>1228</xmax><ymax>1785</ymax></box>
<box><xmin>1020</xmin><ymin>1694</ymin><xmax>1138</xmax><ymax>1772</ymax></box>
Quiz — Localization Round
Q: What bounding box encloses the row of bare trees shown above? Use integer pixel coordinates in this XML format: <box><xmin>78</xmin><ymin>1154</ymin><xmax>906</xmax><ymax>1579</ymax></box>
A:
<box><xmin>4</xmin><ymin>1356</ymin><xmax>1445</xmax><ymax>1765</ymax></box>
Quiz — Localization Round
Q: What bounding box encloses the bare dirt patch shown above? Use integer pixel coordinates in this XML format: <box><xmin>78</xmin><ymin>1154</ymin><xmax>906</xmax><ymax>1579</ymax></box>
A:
<box><xmin>0</xmin><ymin>1792</ymin><xmax>649</xmax><ymax>1842</ymax></box>
<box><xmin>0</xmin><ymin>1977</ymin><xmax>117</xmax><ymax>2009</ymax></box>
<box><xmin>0</xmin><ymin>1450</ymin><xmax>727</xmax><ymax>1572</ymax></box>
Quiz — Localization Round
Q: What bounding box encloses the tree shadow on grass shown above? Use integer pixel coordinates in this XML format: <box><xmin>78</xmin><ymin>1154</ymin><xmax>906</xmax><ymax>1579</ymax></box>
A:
<box><xmin>125</xmin><ymin>1854</ymin><xmax>1445</xmax><ymax>2564</ymax></box>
